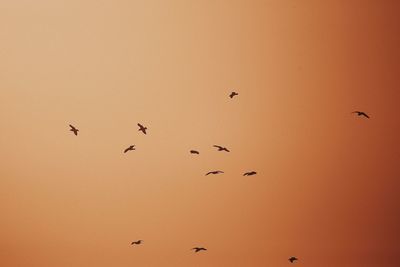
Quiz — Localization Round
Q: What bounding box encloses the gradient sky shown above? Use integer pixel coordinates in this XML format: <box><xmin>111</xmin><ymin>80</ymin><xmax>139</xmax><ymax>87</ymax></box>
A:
<box><xmin>1</xmin><ymin>1</ymin><xmax>399</xmax><ymax>266</ymax></box>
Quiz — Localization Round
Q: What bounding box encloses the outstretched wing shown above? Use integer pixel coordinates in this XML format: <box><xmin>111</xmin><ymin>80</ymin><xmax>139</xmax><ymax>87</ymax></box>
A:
<box><xmin>213</xmin><ymin>145</ymin><xmax>222</xmax><ymax>149</ymax></box>
<box><xmin>361</xmin><ymin>112</ymin><xmax>370</xmax><ymax>118</ymax></box>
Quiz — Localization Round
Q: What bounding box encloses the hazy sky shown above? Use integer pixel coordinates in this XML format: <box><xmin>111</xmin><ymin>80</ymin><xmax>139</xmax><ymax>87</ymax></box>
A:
<box><xmin>1</xmin><ymin>1</ymin><xmax>399</xmax><ymax>266</ymax></box>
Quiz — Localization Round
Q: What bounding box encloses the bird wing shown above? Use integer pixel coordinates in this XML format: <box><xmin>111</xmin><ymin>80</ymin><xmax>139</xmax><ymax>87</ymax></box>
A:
<box><xmin>69</xmin><ymin>125</ymin><xmax>78</xmax><ymax>134</ymax></box>
<box><xmin>138</xmin><ymin>123</ymin><xmax>147</xmax><ymax>132</ymax></box>
<box><xmin>205</xmin><ymin>172</ymin><xmax>212</xmax><ymax>175</ymax></box>
<box><xmin>124</xmin><ymin>148</ymin><xmax>130</xmax><ymax>153</ymax></box>
<box><xmin>362</xmin><ymin>112</ymin><xmax>370</xmax><ymax>118</ymax></box>
<box><xmin>213</xmin><ymin>145</ymin><xmax>222</xmax><ymax>149</ymax></box>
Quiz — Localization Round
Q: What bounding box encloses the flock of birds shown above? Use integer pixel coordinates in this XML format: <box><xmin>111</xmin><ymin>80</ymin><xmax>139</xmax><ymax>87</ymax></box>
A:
<box><xmin>67</xmin><ymin>91</ymin><xmax>369</xmax><ymax>264</ymax></box>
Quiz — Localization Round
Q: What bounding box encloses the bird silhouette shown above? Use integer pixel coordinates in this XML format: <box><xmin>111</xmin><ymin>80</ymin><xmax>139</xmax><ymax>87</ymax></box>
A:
<box><xmin>192</xmin><ymin>247</ymin><xmax>207</xmax><ymax>253</ymax></box>
<box><xmin>206</xmin><ymin>171</ymin><xmax>224</xmax><ymax>176</ymax></box>
<box><xmin>138</xmin><ymin>123</ymin><xmax>148</xmax><ymax>134</ymax></box>
<box><xmin>69</xmin><ymin>124</ymin><xmax>79</xmax><ymax>136</ymax></box>
<box><xmin>124</xmin><ymin>145</ymin><xmax>135</xmax><ymax>153</ymax></box>
<box><xmin>352</xmin><ymin>111</ymin><xmax>370</xmax><ymax>118</ymax></box>
<box><xmin>131</xmin><ymin>240</ymin><xmax>143</xmax><ymax>245</ymax></box>
<box><xmin>190</xmin><ymin>150</ymin><xmax>200</xmax><ymax>154</ymax></box>
<box><xmin>243</xmin><ymin>171</ymin><xmax>257</xmax><ymax>176</ymax></box>
<box><xmin>213</xmin><ymin>145</ymin><xmax>230</xmax><ymax>152</ymax></box>
<box><xmin>229</xmin><ymin>92</ymin><xmax>238</xmax><ymax>98</ymax></box>
<box><xmin>289</xmin><ymin>256</ymin><xmax>298</xmax><ymax>263</ymax></box>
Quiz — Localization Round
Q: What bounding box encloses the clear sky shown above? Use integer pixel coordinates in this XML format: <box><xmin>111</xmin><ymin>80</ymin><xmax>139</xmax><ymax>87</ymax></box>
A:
<box><xmin>1</xmin><ymin>1</ymin><xmax>399</xmax><ymax>266</ymax></box>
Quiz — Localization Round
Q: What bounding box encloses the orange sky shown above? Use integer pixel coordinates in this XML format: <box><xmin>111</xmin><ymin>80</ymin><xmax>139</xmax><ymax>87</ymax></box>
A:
<box><xmin>1</xmin><ymin>1</ymin><xmax>399</xmax><ymax>266</ymax></box>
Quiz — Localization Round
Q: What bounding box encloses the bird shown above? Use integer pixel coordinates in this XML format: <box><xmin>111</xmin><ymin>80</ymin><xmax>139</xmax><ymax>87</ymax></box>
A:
<box><xmin>138</xmin><ymin>123</ymin><xmax>148</xmax><ymax>134</ymax></box>
<box><xmin>69</xmin><ymin>124</ymin><xmax>79</xmax><ymax>136</ymax></box>
<box><xmin>124</xmin><ymin>145</ymin><xmax>135</xmax><ymax>153</ymax></box>
<box><xmin>131</xmin><ymin>240</ymin><xmax>143</xmax><ymax>245</ymax></box>
<box><xmin>289</xmin><ymin>256</ymin><xmax>298</xmax><ymax>263</ymax></box>
<box><xmin>352</xmin><ymin>111</ymin><xmax>370</xmax><ymax>118</ymax></box>
<box><xmin>243</xmin><ymin>171</ymin><xmax>257</xmax><ymax>176</ymax></box>
<box><xmin>190</xmin><ymin>150</ymin><xmax>200</xmax><ymax>154</ymax></box>
<box><xmin>206</xmin><ymin>171</ymin><xmax>224</xmax><ymax>176</ymax></box>
<box><xmin>213</xmin><ymin>145</ymin><xmax>230</xmax><ymax>152</ymax></box>
<box><xmin>192</xmin><ymin>247</ymin><xmax>207</xmax><ymax>253</ymax></box>
<box><xmin>229</xmin><ymin>92</ymin><xmax>238</xmax><ymax>98</ymax></box>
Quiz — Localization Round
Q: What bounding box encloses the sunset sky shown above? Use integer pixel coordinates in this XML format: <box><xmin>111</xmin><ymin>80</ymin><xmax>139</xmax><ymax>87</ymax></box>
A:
<box><xmin>1</xmin><ymin>1</ymin><xmax>399</xmax><ymax>266</ymax></box>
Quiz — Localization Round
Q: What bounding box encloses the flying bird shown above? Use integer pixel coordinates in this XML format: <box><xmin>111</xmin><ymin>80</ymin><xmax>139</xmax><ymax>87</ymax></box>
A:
<box><xmin>352</xmin><ymin>111</ymin><xmax>370</xmax><ymax>118</ymax></box>
<box><xmin>289</xmin><ymin>256</ymin><xmax>298</xmax><ymax>263</ymax></box>
<box><xmin>192</xmin><ymin>247</ymin><xmax>207</xmax><ymax>253</ymax></box>
<box><xmin>124</xmin><ymin>145</ymin><xmax>135</xmax><ymax>153</ymax></box>
<box><xmin>138</xmin><ymin>123</ymin><xmax>148</xmax><ymax>134</ymax></box>
<box><xmin>69</xmin><ymin>124</ymin><xmax>79</xmax><ymax>136</ymax></box>
<box><xmin>206</xmin><ymin>171</ymin><xmax>224</xmax><ymax>176</ymax></box>
<box><xmin>243</xmin><ymin>171</ymin><xmax>257</xmax><ymax>176</ymax></box>
<box><xmin>229</xmin><ymin>91</ymin><xmax>238</xmax><ymax>98</ymax></box>
<box><xmin>213</xmin><ymin>145</ymin><xmax>230</xmax><ymax>152</ymax></box>
<box><xmin>131</xmin><ymin>240</ymin><xmax>143</xmax><ymax>245</ymax></box>
<box><xmin>190</xmin><ymin>150</ymin><xmax>200</xmax><ymax>154</ymax></box>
